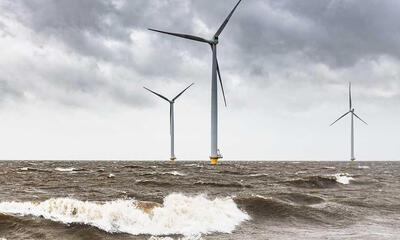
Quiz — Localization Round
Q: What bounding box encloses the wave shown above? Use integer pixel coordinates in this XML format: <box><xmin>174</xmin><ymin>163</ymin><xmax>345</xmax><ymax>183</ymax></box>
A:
<box><xmin>218</xmin><ymin>170</ymin><xmax>247</xmax><ymax>175</ymax></box>
<box><xmin>54</xmin><ymin>167</ymin><xmax>76</xmax><ymax>172</ymax></box>
<box><xmin>332</xmin><ymin>173</ymin><xmax>354</xmax><ymax>185</ymax></box>
<box><xmin>0</xmin><ymin>193</ymin><xmax>249</xmax><ymax>236</ymax></box>
<box><xmin>18</xmin><ymin>167</ymin><xmax>51</xmax><ymax>172</ymax></box>
<box><xmin>107</xmin><ymin>173</ymin><xmax>115</xmax><ymax>178</ymax></box>
<box><xmin>166</xmin><ymin>171</ymin><xmax>186</xmax><ymax>176</ymax></box>
<box><xmin>285</xmin><ymin>176</ymin><xmax>339</xmax><ymax>188</ymax></box>
<box><xmin>248</xmin><ymin>173</ymin><xmax>269</xmax><ymax>177</ymax></box>
<box><xmin>357</xmin><ymin>165</ymin><xmax>370</xmax><ymax>169</ymax></box>
<box><xmin>235</xmin><ymin>195</ymin><xmax>317</xmax><ymax>220</ymax></box>
<box><xmin>234</xmin><ymin>195</ymin><xmax>353</xmax><ymax>225</ymax></box>
<box><xmin>148</xmin><ymin>235</ymin><xmax>203</xmax><ymax>240</ymax></box>
<box><xmin>161</xmin><ymin>171</ymin><xmax>186</xmax><ymax>176</ymax></box>
<box><xmin>139</xmin><ymin>171</ymin><xmax>186</xmax><ymax>177</ymax></box>
<box><xmin>323</xmin><ymin>166</ymin><xmax>336</xmax><ymax>170</ymax></box>
<box><xmin>135</xmin><ymin>180</ymin><xmax>175</xmax><ymax>187</ymax></box>
<box><xmin>194</xmin><ymin>181</ymin><xmax>251</xmax><ymax>188</ymax></box>
<box><xmin>285</xmin><ymin>173</ymin><xmax>354</xmax><ymax>188</ymax></box>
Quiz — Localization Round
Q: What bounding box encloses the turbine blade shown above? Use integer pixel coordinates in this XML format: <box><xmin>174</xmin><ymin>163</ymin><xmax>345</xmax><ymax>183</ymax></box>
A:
<box><xmin>143</xmin><ymin>87</ymin><xmax>171</xmax><ymax>103</ymax></box>
<box><xmin>353</xmin><ymin>112</ymin><xmax>368</xmax><ymax>125</ymax></box>
<box><xmin>214</xmin><ymin>0</ymin><xmax>242</xmax><ymax>38</ymax></box>
<box><xmin>216</xmin><ymin>58</ymin><xmax>227</xmax><ymax>107</ymax></box>
<box><xmin>349</xmin><ymin>82</ymin><xmax>352</xmax><ymax>110</ymax></box>
<box><xmin>330</xmin><ymin>111</ymin><xmax>350</xmax><ymax>126</ymax></box>
<box><xmin>173</xmin><ymin>83</ymin><xmax>195</xmax><ymax>101</ymax></box>
<box><xmin>148</xmin><ymin>28</ymin><xmax>210</xmax><ymax>44</ymax></box>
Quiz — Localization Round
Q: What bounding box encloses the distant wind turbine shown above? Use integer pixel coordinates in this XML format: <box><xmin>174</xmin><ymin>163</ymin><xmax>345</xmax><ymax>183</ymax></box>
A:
<box><xmin>330</xmin><ymin>82</ymin><xmax>368</xmax><ymax>161</ymax></box>
<box><xmin>144</xmin><ymin>83</ymin><xmax>194</xmax><ymax>161</ymax></box>
<box><xmin>148</xmin><ymin>0</ymin><xmax>243</xmax><ymax>165</ymax></box>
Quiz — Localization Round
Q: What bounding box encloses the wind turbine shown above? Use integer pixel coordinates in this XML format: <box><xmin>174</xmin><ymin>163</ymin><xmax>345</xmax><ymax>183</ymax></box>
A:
<box><xmin>148</xmin><ymin>0</ymin><xmax>243</xmax><ymax>165</ymax></box>
<box><xmin>330</xmin><ymin>82</ymin><xmax>368</xmax><ymax>161</ymax></box>
<box><xmin>144</xmin><ymin>83</ymin><xmax>194</xmax><ymax>161</ymax></box>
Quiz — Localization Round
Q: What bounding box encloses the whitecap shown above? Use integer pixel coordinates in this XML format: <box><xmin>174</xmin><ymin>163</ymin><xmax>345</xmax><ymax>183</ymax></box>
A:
<box><xmin>248</xmin><ymin>173</ymin><xmax>268</xmax><ymax>177</ymax></box>
<box><xmin>332</xmin><ymin>173</ymin><xmax>354</xmax><ymax>185</ymax></box>
<box><xmin>0</xmin><ymin>193</ymin><xmax>249</xmax><ymax>236</ymax></box>
<box><xmin>54</xmin><ymin>167</ymin><xmax>75</xmax><ymax>172</ymax></box>
<box><xmin>323</xmin><ymin>167</ymin><xmax>336</xmax><ymax>170</ymax></box>
<box><xmin>164</xmin><ymin>171</ymin><xmax>186</xmax><ymax>176</ymax></box>
<box><xmin>357</xmin><ymin>165</ymin><xmax>370</xmax><ymax>169</ymax></box>
<box><xmin>148</xmin><ymin>235</ymin><xmax>203</xmax><ymax>240</ymax></box>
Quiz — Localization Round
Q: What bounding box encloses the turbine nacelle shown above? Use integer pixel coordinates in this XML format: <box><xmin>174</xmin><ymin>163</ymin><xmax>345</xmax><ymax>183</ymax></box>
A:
<box><xmin>211</xmin><ymin>37</ymin><xmax>219</xmax><ymax>45</ymax></box>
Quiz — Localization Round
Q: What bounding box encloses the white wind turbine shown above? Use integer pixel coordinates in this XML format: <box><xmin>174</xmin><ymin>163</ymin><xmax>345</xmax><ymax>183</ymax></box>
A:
<box><xmin>144</xmin><ymin>83</ymin><xmax>194</xmax><ymax>161</ymax></box>
<box><xmin>330</xmin><ymin>82</ymin><xmax>368</xmax><ymax>161</ymax></box>
<box><xmin>148</xmin><ymin>0</ymin><xmax>243</xmax><ymax>165</ymax></box>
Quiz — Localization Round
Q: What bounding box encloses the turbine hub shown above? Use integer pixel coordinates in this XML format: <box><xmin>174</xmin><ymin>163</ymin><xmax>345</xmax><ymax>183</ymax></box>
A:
<box><xmin>212</xmin><ymin>37</ymin><xmax>219</xmax><ymax>45</ymax></box>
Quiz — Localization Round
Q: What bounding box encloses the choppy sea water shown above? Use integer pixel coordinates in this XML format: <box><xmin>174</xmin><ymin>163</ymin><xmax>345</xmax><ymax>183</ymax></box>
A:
<box><xmin>0</xmin><ymin>161</ymin><xmax>399</xmax><ymax>240</ymax></box>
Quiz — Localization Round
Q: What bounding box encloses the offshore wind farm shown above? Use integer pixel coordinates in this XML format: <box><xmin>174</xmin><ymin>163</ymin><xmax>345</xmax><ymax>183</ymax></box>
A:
<box><xmin>0</xmin><ymin>0</ymin><xmax>400</xmax><ymax>240</ymax></box>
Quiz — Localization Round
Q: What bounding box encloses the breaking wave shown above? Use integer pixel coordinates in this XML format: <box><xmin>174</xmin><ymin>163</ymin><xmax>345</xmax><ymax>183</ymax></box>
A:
<box><xmin>0</xmin><ymin>193</ymin><xmax>249</xmax><ymax>236</ymax></box>
<box><xmin>332</xmin><ymin>173</ymin><xmax>354</xmax><ymax>185</ymax></box>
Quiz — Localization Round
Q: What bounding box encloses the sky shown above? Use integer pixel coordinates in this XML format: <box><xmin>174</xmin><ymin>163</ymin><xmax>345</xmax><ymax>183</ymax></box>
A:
<box><xmin>0</xmin><ymin>0</ymin><xmax>399</xmax><ymax>161</ymax></box>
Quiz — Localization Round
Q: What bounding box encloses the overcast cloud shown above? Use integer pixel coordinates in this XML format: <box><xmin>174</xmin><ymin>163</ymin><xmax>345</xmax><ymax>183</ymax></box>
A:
<box><xmin>0</xmin><ymin>0</ymin><xmax>399</xmax><ymax>160</ymax></box>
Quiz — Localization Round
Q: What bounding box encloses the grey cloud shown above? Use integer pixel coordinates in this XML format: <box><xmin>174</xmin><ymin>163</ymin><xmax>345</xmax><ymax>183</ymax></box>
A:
<box><xmin>1</xmin><ymin>0</ymin><xmax>400</xmax><ymax>108</ymax></box>
<box><xmin>232</xmin><ymin>0</ymin><xmax>400</xmax><ymax>68</ymax></box>
<box><xmin>0</xmin><ymin>80</ymin><xmax>24</xmax><ymax>103</ymax></box>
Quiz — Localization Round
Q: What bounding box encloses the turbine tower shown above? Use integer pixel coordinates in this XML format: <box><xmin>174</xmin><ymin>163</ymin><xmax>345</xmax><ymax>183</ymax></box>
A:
<box><xmin>144</xmin><ymin>83</ymin><xmax>194</xmax><ymax>161</ymax></box>
<box><xmin>148</xmin><ymin>0</ymin><xmax>243</xmax><ymax>165</ymax></box>
<box><xmin>330</xmin><ymin>82</ymin><xmax>368</xmax><ymax>161</ymax></box>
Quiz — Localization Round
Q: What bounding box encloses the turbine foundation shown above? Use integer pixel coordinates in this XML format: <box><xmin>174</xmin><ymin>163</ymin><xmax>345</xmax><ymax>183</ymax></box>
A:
<box><xmin>210</xmin><ymin>156</ymin><xmax>222</xmax><ymax>165</ymax></box>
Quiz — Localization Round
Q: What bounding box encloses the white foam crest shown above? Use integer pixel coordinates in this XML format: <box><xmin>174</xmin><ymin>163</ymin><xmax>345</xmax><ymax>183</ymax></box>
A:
<box><xmin>333</xmin><ymin>173</ymin><xmax>354</xmax><ymax>185</ymax></box>
<box><xmin>248</xmin><ymin>173</ymin><xmax>268</xmax><ymax>177</ymax></box>
<box><xmin>148</xmin><ymin>235</ymin><xmax>203</xmax><ymax>240</ymax></box>
<box><xmin>0</xmin><ymin>193</ymin><xmax>249</xmax><ymax>236</ymax></box>
<box><xmin>323</xmin><ymin>166</ymin><xmax>336</xmax><ymax>170</ymax></box>
<box><xmin>164</xmin><ymin>171</ymin><xmax>186</xmax><ymax>176</ymax></box>
<box><xmin>358</xmin><ymin>165</ymin><xmax>370</xmax><ymax>169</ymax></box>
<box><xmin>54</xmin><ymin>167</ymin><xmax>75</xmax><ymax>172</ymax></box>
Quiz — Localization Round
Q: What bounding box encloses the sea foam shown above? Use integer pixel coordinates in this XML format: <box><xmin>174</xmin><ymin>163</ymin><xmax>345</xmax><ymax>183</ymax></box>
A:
<box><xmin>54</xmin><ymin>167</ymin><xmax>75</xmax><ymax>172</ymax></box>
<box><xmin>0</xmin><ymin>193</ymin><xmax>249</xmax><ymax>236</ymax></box>
<box><xmin>333</xmin><ymin>173</ymin><xmax>354</xmax><ymax>185</ymax></box>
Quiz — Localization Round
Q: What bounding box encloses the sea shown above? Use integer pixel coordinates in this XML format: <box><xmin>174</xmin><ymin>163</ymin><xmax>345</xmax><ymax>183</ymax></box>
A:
<box><xmin>0</xmin><ymin>161</ymin><xmax>399</xmax><ymax>240</ymax></box>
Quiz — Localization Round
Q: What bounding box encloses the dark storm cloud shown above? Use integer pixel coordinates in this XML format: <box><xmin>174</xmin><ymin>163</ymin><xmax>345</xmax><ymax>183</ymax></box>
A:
<box><xmin>8</xmin><ymin>0</ymin><xmax>400</xmax><ymax>64</ymax></box>
<box><xmin>237</xmin><ymin>1</ymin><xmax>399</xmax><ymax>63</ymax></box>
<box><xmin>1</xmin><ymin>0</ymin><xmax>400</xmax><ymax>107</ymax></box>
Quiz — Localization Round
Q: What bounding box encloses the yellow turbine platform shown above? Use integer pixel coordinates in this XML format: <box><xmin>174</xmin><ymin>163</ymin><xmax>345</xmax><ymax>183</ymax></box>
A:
<box><xmin>210</xmin><ymin>156</ymin><xmax>222</xmax><ymax>165</ymax></box>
